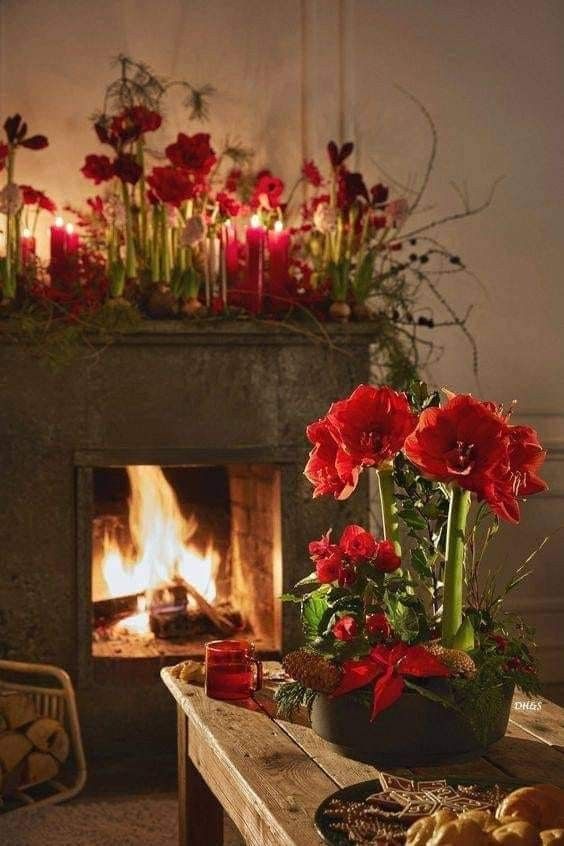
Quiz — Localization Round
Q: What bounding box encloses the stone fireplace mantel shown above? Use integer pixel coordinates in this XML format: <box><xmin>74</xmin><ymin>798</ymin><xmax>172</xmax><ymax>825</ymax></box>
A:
<box><xmin>0</xmin><ymin>321</ymin><xmax>377</xmax><ymax>753</ymax></box>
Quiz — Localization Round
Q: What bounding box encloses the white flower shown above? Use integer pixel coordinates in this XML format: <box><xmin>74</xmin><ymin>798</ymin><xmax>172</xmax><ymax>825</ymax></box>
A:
<box><xmin>0</xmin><ymin>183</ymin><xmax>23</xmax><ymax>215</ymax></box>
<box><xmin>313</xmin><ymin>203</ymin><xmax>337</xmax><ymax>234</ymax></box>
<box><xmin>180</xmin><ymin>216</ymin><xmax>206</xmax><ymax>247</ymax></box>
<box><xmin>385</xmin><ymin>198</ymin><xmax>409</xmax><ymax>229</ymax></box>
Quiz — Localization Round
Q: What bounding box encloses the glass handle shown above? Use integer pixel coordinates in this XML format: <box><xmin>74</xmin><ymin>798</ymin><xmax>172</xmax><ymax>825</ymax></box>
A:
<box><xmin>250</xmin><ymin>657</ymin><xmax>263</xmax><ymax>692</ymax></box>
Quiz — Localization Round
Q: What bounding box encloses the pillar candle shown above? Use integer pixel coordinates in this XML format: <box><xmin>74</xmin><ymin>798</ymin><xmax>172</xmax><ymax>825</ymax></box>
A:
<box><xmin>20</xmin><ymin>228</ymin><xmax>36</xmax><ymax>267</ymax></box>
<box><xmin>65</xmin><ymin>222</ymin><xmax>80</xmax><ymax>254</ymax></box>
<box><xmin>50</xmin><ymin>216</ymin><xmax>66</xmax><ymax>262</ymax></box>
<box><xmin>267</xmin><ymin>220</ymin><xmax>290</xmax><ymax>307</ymax></box>
<box><xmin>246</xmin><ymin>214</ymin><xmax>265</xmax><ymax>315</ymax></box>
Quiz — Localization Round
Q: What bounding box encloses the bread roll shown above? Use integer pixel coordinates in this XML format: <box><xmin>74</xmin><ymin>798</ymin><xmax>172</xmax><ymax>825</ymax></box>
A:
<box><xmin>540</xmin><ymin>831</ymin><xmax>564</xmax><ymax>845</ymax></box>
<box><xmin>497</xmin><ymin>786</ymin><xmax>564</xmax><ymax>829</ymax></box>
<box><xmin>490</xmin><ymin>821</ymin><xmax>541</xmax><ymax>845</ymax></box>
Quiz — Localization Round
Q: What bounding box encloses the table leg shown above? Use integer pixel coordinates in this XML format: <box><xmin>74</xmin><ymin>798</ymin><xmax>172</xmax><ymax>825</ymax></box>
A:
<box><xmin>177</xmin><ymin>705</ymin><xmax>224</xmax><ymax>846</ymax></box>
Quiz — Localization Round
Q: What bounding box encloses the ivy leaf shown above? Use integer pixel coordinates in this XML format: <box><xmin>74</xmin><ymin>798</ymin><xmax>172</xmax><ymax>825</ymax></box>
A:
<box><xmin>411</xmin><ymin>547</ymin><xmax>432</xmax><ymax>579</ymax></box>
<box><xmin>398</xmin><ymin>507</ymin><xmax>427</xmax><ymax>531</ymax></box>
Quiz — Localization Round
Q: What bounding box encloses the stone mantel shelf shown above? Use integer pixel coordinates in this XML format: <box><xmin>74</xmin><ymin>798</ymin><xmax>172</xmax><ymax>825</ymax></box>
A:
<box><xmin>0</xmin><ymin>318</ymin><xmax>380</xmax><ymax>346</ymax></box>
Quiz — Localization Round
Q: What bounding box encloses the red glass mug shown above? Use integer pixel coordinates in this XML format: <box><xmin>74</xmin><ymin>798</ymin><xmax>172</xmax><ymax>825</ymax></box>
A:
<box><xmin>205</xmin><ymin>640</ymin><xmax>263</xmax><ymax>701</ymax></box>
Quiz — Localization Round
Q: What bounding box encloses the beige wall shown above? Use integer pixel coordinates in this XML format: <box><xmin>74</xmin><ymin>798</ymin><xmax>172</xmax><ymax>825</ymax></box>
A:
<box><xmin>1</xmin><ymin>0</ymin><xmax>563</xmax><ymax>678</ymax></box>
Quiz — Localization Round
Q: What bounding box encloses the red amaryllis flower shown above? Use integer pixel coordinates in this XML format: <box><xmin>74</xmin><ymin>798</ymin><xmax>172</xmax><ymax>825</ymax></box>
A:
<box><xmin>81</xmin><ymin>154</ymin><xmax>114</xmax><ymax>185</ymax></box>
<box><xmin>252</xmin><ymin>171</ymin><xmax>285</xmax><ymax>210</ymax></box>
<box><xmin>225</xmin><ymin>167</ymin><xmax>242</xmax><ymax>193</ymax></box>
<box><xmin>480</xmin><ymin>424</ymin><xmax>547</xmax><ymax>523</ymax></box>
<box><xmin>305</xmin><ymin>417</ymin><xmax>360</xmax><ymax>500</ymax></box>
<box><xmin>337</xmin><ymin>170</ymin><xmax>369</xmax><ymax>210</ymax></box>
<box><xmin>374</xmin><ymin>540</ymin><xmax>401</xmax><ymax>573</ymax></box>
<box><xmin>403</xmin><ymin>394</ymin><xmax>510</xmax><ymax>494</ymax></box>
<box><xmin>332</xmin><ymin>643</ymin><xmax>450</xmax><ymax>720</ymax></box>
<box><xmin>327</xmin><ymin>140</ymin><xmax>354</xmax><ymax>169</ymax></box>
<box><xmin>216</xmin><ymin>191</ymin><xmax>240</xmax><ymax>218</ymax></box>
<box><xmin>111</xmin><ymin>106</ymin><xmax>161</xmax><ymax>140</ymax></box>
<box><xmin>302</xmin><ymin>159</ymin><xmax>323</xmax><ymax>188</ymax></box>
<box><xmin>339</xmin><ymin>524</ymin><xmax>377</xmax><ymax>562</ymax></box>
<box><xmin>20</xmin><ymin>185</ymin><xmax>56</xmax><ymax>213</ymax></box>
<box><xmin>165</xmin><ymin>132</ymin><xmax>216</xmax><ymax>175</ymax></box>
<box><xmin>366</xmin><ymin>613</ymin><xmax>392</xmax><ymax>639</ymax></box>
<box><xmin>370</xmin><ymin>183</ymin><xmax>389</xmax><ymax>205</ymax></box>
<box><xmin>327</xmin><ymin>385</ymin><xmax>417</xmax><ymax>478</ymax></box>
<box><xmin>147</xmin><ymin>166</ymin><xmax>195</xmax><ymax>207</ymax></box>
<box><xmin>332</xmin><ymin>616</ymin><xmax>358</xmax><ymax>641</ymax></box>
<box><xmin>113</xmin><ymin>153</ymin><xmax>142</xmax><ymax>185</ymax></box>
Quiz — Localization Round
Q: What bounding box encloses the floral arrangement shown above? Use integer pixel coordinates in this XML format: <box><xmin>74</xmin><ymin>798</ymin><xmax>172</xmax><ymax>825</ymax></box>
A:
<box><xmin>277</xmin><ymin>382</ymin><xmax>548</xmax><ymax>739</ymax></box>
<box><xmin>0</xmin><ymin>57</ymin><xmax>495</xmax><ymax>376</ymax></box>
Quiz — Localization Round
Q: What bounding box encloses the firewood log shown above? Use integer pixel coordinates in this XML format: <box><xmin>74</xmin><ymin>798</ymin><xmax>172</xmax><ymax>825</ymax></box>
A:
<box><xmin>0</xmin><ymin>732</ymin><xmax>33</xmax><ymax>773</ymax></box>
<box><xmin>21</xmin><ymin>751</ymin><xmax>59</xmax><ymax>787</ymax></box>
<box><xmin>0</xmin><ymin>692</ymin><xmax>36</xmax><ymax>730</ymax></box>
<box><xmin>26</xmin><ymin>717</ymin><xmax>70</xmax><ymax>763</ymax></box>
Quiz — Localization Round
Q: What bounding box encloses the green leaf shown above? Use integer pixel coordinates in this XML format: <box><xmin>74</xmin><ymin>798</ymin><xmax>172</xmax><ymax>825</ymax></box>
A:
<box><xmin>398</xmin><ymin>506</ymin><xmax>427</xmax><ymax>531</ymax></box>
<box><xmin>450</xmin><ymin>616</ymin><xmax>475</xmax><ymax>651</ymax></box>
<box><xmin>411</xmin><ymin>547</ymin><xmax>432</xmax><ymax>579</ymax></box>
<box><xmin>294</xmin><ymin>572</ymin><xmax>319</xmax><ymax>588</ymax></box>
<box><xmin>404</xmin><ymin>679</ymin><xmax>459</xmax><ymax>712</ymax></box>
<box><xmin>279</xmin><ymin>593</ymin><xmax>303</xmax><ymax>603</ymax></box>
<box><xmin>302</xmin><ymin>592</ymin><xmax>329</xmax><ymax>642</ymax></box>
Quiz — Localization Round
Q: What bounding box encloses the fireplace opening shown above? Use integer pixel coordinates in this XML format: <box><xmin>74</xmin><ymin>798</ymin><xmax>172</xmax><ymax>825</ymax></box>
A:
<box><xmin>91</xmin><ymin>464</ymin><xmax>282</xmax><ymax>659</ymax></box>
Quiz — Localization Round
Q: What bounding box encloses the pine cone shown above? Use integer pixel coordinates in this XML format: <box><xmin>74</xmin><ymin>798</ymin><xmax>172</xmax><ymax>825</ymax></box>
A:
<box><xmin>282</xmin><ymin>649</ymin><xmax>343</xmax><ymax>693</ymax></box>
<box><xmin>425</xmin><ymin>642</ymin><xmax>477</xmax><ymax>678</ymax></box>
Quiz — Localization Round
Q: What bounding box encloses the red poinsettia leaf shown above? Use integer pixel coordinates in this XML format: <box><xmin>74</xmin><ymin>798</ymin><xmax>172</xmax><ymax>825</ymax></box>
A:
<box><xmin>331</xmin><ymin>658</ymin><xmax>382</xmax><ymax>698</ymax></box>
<box><xmin>397</xmin><ymin>645</ymin><xmax>451</xmax><ymax>678</ymax></box>
<box><xmin>371</xmin><ymin>666</ymin><xmax>405</xmax><ymax>720</ymax></box>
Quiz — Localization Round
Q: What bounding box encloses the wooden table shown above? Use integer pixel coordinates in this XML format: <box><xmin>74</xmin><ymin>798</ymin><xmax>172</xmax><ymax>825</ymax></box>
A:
<box><xmin>162</xmin><ymin>663</ymin><xmax>564</xmax><ymax>846</ymax></box>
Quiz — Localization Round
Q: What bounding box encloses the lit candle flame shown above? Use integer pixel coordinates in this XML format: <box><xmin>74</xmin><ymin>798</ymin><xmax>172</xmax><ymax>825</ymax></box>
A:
<box><xmin>55</xmin><ymin>216</ymin><xmax>64</xmax><ymax>228</ymax></box>
<box><xmin>65</xmin><ymin>223</ymin><xmax>74</xmax><ymax>235</ymax></box>
<box><xmin>22</xmin><ymin>228</ymin><xmax>32</xmax><ymax>238</ymax></box>
<box><xmin>274</xmin><ymin>220</ymin><xmax>284</xmax><ymax>233</ymax></box>
<box><xmin>250</xmin><ymin>214</ymin><xmax>261</xmax><ymax>228</ymax></box>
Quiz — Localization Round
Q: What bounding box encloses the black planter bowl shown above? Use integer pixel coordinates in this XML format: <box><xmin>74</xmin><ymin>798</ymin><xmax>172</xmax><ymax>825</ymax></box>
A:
<box><xmin>310</xmin><ymin>679</ymin><xmax>514</xmax><ymax>767</ymax></box>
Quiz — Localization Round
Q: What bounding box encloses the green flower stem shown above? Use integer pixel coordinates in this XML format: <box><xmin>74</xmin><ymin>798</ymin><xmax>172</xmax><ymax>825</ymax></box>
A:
<box><xmin>137</xmin><ymin>140</ymin><xmax>147</xmax><ymax>258</ymax></box>
<box><xmin>441</xmin><ymin>485</ymin><xmax>471</xmax><ymax>646</ymax></box>
<box><xmin>160</xmin><ymin>206</ymin><xmax>171</xmax><ymax>284</ymax></box>
<box><xmin>3</xmin><ymin>149</ymin><xmax>15</xmax><ymax>299</ymax></box>
<box><xmin>121</xmin><ymin>181</ymin><xmax>137</xmax><ymax>281</ymax></box>
<box><xmin>151</xmin><ymin>206</ymin><xmax>160</xmax><ymax>283</ymax></box>
<box><xmin>376</xmin><ymin>465</ymin><xmax>401</xmax><ymax>556</ymax></box>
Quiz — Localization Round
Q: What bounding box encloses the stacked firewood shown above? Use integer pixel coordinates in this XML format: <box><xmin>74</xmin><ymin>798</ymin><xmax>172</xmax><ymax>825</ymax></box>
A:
<box><xmin>0</xmin><ymin>692</ymin><xmax>70</xmax><ymax>795</ymax></box>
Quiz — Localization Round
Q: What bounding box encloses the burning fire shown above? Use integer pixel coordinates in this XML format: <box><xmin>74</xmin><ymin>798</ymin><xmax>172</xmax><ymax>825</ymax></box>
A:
<box><xmin>94</xmin><ymin>466</ymin><xmax>220</xmax><ymax>636</ymax></box>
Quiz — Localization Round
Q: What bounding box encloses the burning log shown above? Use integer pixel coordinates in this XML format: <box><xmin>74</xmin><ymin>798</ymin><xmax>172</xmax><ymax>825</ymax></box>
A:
<box><xmin>174</xmin><ymin>577</ymin><xmax>238</xmax><ymax>635</ymax></box>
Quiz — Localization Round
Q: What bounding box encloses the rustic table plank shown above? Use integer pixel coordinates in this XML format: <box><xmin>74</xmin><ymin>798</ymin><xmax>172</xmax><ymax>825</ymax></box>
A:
<box><xmin>485</xmin><ymin>722</ymin><xmax>564</xmax><ymax>786</ymax></box>
<box><xmin>177</xmin><ymin>706</ymin><xmax>224</xmax><ymax>846</ymax></box>
<box><xmin>163</xmin><ymin>669</ymin><xmax>336</xmax><ymax>846</ymax></box>
<box><xmin>509</xmin><ymin>693</ymin><xmax>564</xmax><ymax>748</ymax></box>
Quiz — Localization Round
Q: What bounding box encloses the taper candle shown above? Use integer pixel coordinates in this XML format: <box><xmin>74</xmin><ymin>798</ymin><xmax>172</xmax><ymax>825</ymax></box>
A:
<box><xmin>267</xmin><ymin>220</ymin><xmax>290</xmax><ymax>307</ymax></box>
<box><xmin>20</xmin><ymin>228</ymin><xmax>36</xmax><ymax>267</ymax></box>
<box><xmin>246</xmin><ymin>214</ymin><xmax>265</xmax><ymax>314</ymax></box>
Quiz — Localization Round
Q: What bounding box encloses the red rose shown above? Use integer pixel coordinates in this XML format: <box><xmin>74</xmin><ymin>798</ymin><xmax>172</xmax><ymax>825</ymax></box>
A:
<box><xmin>339</xmin><ymin>524</ymin><xmax>377</xmax><ymax>561</ymax></box>
<box><xmin>328</xmin><ymin>385</ymin><xmax>417</xmax><ymax>473</ymax></box>
<box><xmin>332</xmin><ymin>616</ymin><xmax>358</xmax><ymax>641</ymax></box>
<box><xmin>403</xmin><ymin>394</ymin><xmax>509</xmax><ymax>493</ymax></box>
<box><xmin>165</xmin><ymin>132</ymin><xmax>216</xmax><ymax>175</ymax></box>
<box><xmin>366</xmin><ymin>613</ymin><xmax>392</xmax><ymax>639</ymax></box>
<box><xmin>252</xmin><ymin>171</ymin><xmax>285</xmax><ymax>210</ymax></box>
<box><xmin>302</xmin><ymin>159</ymin><xmax>322</xmax><ymax>188</ymax></box>
<box><xmin>81</xmin><ymin>154</ymin><xmax>114</xmax><ymax>184</ymax></box>
<box><xmin>216</xmin><ymin>191</ymin><xmax>240</xmax><ymax>219</ymax></box>
<box><xmin>304</xmin><ymin>417</ymin><xmax>359</xmax><ymax>500</ymax></box>
<box><xmin>316</xmin><ymin>549</ymin><xmax>344</xmax><ymax>584</ymax></box>
<box><xmin>374</xmin><ymin>540</ymin><xmax>401</xmax><ymax>573</ymax></box>
<box><xmin>113</xmin><ymin>153</ymin><xmax>142</xmax><ymax>185</ymax></box>
<box><xmin>480</xmin><ymin>424</ymin><xmax>547</xmax><ymax>523</ymax></box>
<box><xmin>147</xmin><ymin>166</ymin><xmax>195</xmax><ymax>206</ymax></box>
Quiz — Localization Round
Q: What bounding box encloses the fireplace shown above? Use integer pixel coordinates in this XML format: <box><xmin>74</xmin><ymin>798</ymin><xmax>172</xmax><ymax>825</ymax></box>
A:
<box><xmin>90</xmin><ymin>463</ymin><xmax>282</xmax><ymax>659</ymax></box>
<box><xmin>0</xmin><ymin>322</ymin><xmax>374</xmax><ymax>753</ymax></box>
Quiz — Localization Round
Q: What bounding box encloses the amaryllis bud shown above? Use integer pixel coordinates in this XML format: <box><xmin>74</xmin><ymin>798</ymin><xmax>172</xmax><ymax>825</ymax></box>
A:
<box><xmin>0</xmin><ymin>183</ymin><xmax>23</xmax><ymax>215</ymax></box>
<box><xmin>3</xmin><ymin>114</ymin><xmax>22</xmax><ymax>143</ymax></box>
<box><xmin>20</xmin><ymin>135</ymin><xmax>49</xmax><ymax>150</ymax></box>
<box><xmin>180</xmin><ymin>216</ymin><xmax>206</xmax><ymax>247</ymax></box>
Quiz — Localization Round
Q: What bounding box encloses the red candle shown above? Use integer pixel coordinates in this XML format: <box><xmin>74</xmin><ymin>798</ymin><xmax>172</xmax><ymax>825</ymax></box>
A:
<box><xmin>65</xmin><ymin>222</ymin><xmax>80</xmax><ymax>254</ymax></box>
<box><xmin>50</xmin><ymin>216</ymin><xmax>66</xmax><ymax>262</ymax></box>
<box><xmin>245</xmin><ymin>214</ymin><xmax>265</xmax><ymax>314</ymax></box>
<box><xmin>267</xmin><ymin>220</ymin><xmax>290</xmax><ymax>307</ymax></box>
<box><xmin>20</xmin><ymin>228</ymin><xmax>36</xmax><ymax>267</ymax></box>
